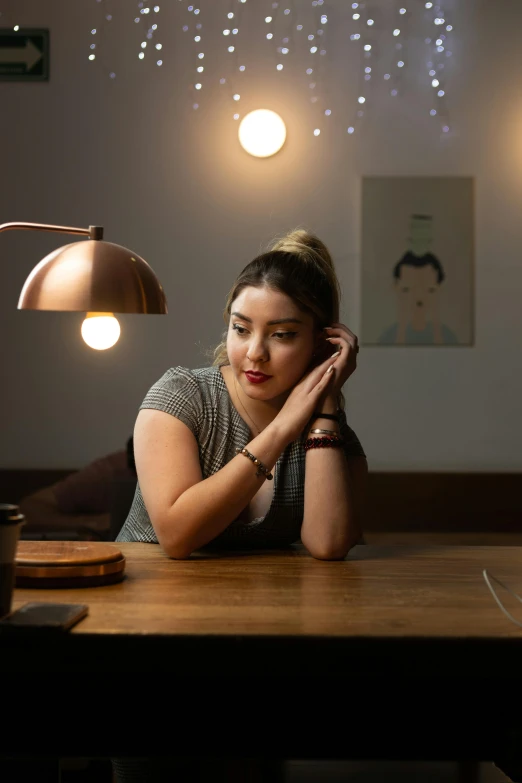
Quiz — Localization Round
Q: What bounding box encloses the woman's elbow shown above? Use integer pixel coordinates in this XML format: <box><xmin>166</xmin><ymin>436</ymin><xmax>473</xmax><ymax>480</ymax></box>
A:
<box><xmin>154</xmin><ymin>517</ymin><xmax>193</xmax><ymax>559</ymax></box>
<box><xmin>161</xmin><ymin>537</ymin><xmax>193</xmax><ymax>559</ymax></box>
<box><xmin>308</xmin><ymin>548</ymin><xmax>347</xmax><ymax>561</ymax></box>
<box><xmin>305</xmin><ymin>537</ymin><xmax>358</xmax><ymax>561</ymax></box>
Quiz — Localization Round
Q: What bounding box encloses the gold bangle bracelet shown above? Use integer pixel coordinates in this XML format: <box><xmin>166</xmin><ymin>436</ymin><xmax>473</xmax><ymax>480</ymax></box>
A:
<box><xmin>309</xmin><ymin>428</ymin><xmax>339</xmax><ymax>436</ymax></box>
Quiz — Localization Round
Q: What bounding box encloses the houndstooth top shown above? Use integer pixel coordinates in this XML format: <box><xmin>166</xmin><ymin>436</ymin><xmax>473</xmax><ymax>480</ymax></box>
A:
<box><xmin>116</xmin><ymin>365</ymin><xmax>366</xmax><ymax>549</ymax></box>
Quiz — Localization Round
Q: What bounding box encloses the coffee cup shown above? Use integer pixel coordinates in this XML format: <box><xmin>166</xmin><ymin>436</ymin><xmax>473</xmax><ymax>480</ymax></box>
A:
<box><xmin>0</xmin><ymin>504</ymin><xmax>25</xmax><ymax>619</ymax></box>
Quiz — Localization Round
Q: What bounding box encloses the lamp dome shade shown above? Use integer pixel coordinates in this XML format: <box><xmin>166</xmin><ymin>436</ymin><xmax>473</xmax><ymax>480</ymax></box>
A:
<box><xmin>17</xmin><ymin>239</ymin><xmax>167</xmax><ymax>314</ymax></box>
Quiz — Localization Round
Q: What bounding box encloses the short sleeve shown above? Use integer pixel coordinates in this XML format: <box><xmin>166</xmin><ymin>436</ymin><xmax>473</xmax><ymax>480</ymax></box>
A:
<box><xmin>338</xmin><ymin>408</ymin><xmax>366</xmax><ymax>459</ymax></box>
<box><xmin>139</xmin><ymin>367</ymin><xmax>203</xmax><ymax>439</ymax></box>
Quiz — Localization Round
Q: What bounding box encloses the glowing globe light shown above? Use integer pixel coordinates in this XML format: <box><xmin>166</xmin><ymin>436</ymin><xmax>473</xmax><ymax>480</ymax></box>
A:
<box><xmin>238</xmin><ymin>109</ymin><xmax>286</xmax><ymax>157</ymax></box>
<box><xmin>81</xmin><ymin>312</ymin><xmax>121</xmax><ymax>350</ymax></box>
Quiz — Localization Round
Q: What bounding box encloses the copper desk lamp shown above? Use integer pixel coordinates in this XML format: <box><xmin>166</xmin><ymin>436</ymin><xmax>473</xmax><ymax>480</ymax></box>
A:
<box><xmin>0</xmin><ymin>221</ymin><xmax>168</xmax><ymax>592</ymax></box>
<box><xmin>0</xmin><ymin>221</ymin><xmax>167</xmax><ymax>314</ymax></box>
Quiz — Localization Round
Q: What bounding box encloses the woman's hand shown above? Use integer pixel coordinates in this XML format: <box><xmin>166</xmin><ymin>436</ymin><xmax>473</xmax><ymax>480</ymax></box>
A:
<box><xmin>272</xmin><ymin>352</ymin><xmax>339</xmax><ymax>443</ymax></box>
<box><xmin>321</xmin><ymin>323</ymin><xmax>359</xmax><ymax>398</ymax></box>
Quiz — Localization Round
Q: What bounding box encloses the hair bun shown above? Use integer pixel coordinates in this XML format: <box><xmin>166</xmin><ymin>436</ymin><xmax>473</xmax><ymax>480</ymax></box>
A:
<box><xmin>270</xmin><ymin>228</ymin><xmax>336</xmax><ymax>279</ymax></box>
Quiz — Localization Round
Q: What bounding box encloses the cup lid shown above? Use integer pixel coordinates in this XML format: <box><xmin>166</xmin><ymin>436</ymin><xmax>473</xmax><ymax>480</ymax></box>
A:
<box><xmin>0</xmin><ymin>504</ymin><xmax>25</xmax><ymax>526</ymax></box>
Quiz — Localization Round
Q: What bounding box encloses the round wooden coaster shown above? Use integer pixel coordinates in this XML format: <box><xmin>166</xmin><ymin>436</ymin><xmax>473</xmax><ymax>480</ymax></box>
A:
<box><xmin>15</xmin><ymin>541</ymin><xmax>126</xmax><ymax>588</ymax></box>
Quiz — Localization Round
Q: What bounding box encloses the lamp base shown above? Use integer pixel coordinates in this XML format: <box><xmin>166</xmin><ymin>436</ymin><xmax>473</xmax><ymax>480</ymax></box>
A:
<box><xmin>15</xmin><ymin>540</ymin><xmax>125</xmax><ymax>588</ymax></box>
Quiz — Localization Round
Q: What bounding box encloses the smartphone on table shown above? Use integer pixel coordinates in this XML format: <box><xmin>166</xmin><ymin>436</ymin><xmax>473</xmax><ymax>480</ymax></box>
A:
<box><xmin>0</xmin><ymin>602</ymin><xmax>88</xmax><ymax>632</ymax></box>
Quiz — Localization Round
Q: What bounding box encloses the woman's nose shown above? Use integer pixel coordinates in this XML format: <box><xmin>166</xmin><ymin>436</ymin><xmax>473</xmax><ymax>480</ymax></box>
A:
<box><xmin>247</xmin><ymin>337</ymin><xmax>268</xmax><ymax>362</ymax></box>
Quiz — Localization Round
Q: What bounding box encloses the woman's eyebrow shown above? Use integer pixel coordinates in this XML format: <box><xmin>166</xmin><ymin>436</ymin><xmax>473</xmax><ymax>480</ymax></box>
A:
<box><xmin>231</xmin><ymin>311</ymin><xmax>304</xmax><ymax>325</ymax></box>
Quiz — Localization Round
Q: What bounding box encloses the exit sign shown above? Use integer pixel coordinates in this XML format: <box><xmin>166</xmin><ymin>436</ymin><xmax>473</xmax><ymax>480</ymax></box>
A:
<box><xmin>0</xmin><ymin>29</ymin><xmax>49</xmax><ymax>81</ymax></box>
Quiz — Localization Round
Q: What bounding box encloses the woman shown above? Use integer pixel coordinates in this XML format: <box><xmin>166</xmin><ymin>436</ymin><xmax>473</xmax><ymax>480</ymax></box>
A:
<box><xmin>117</xmin><ymin>229</ymin><xmax>367</xmax><ymax>559</ymax></box>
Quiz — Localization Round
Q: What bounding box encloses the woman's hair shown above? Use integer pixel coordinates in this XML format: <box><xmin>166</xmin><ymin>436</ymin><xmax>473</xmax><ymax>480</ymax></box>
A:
<box><xmin>212</xmin><ymin>228</ymin><xmax>341</xmax><ymax>368</ymax></box>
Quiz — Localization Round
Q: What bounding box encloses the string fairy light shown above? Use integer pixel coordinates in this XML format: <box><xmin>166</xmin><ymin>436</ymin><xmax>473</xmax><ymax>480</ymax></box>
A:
<box><xmin>134</xmin><ymin>2</ymin><xmax>163</xmax><ymax>67</ymax></box>
<box><xmin>181</xmin><ymin>2</ymin><xmax>204</xmax><ymax>110</ymax></box>
<box><xmin>424</xmin><ymin>1</ymin><xmax>452</xmax><ymax>134</ymax></box>
<box><xmin>347</xmin><ymin>0</ymin><xmax>374</xmax><ymax>136</ymax></box>
<box><xmin>308</xmin><ymin>0</ymin><xmax>321</xmax><ymax>135</ymax></box>
<box><xmin>219</xmin><ymin>0</ymin><xmax>248</xmax><ymax>122</ymax></box>
<box><xmin>177</xmin><ymin>1</ymin><xmax>203</xmax><ymax>109</ymax></box>
<box><xmin>275</xmin><ymin>0</ymin><xmax>296</xmax><ymax>66</ymax></box>
<box><xmin>390</xmin><ymin>0</ymin><xmax>410</xmax><ymax>98</ymax></box>
<box><xmin>263</xmin><ymin>0</ymin><xmax>295</xmax><ymax>77</ymax></box>
<box><xmin>86</xmin><ymin>0</ymin><xmax>117</xmax><ymax>79</ymax></box>
<box><xmin>86</xmin><ymin>0</ymin><xmax>456</xmax><ymax>141</ymax></box>
<box><xmin>312</xmin><ymin>0</ymin><xmax>332</xmax><ymax>137</ymax></box>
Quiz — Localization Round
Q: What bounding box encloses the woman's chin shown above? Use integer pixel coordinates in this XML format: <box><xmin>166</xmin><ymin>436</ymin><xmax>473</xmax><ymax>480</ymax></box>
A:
<box><xmin>241</xmin><ymin>380</ymin><xmax>284</xmax><ymax>404</ymax></box>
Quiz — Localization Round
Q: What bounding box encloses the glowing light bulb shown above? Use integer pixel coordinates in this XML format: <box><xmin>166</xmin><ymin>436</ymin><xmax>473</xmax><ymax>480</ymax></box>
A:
<box><xmin>238</xmin><ymin>109</ymin><xmax>286</xmax><ymax>157</ymax></box>
<box><xmin>81</xmin><ymin>313</ymin><xmax>121</xmax><ymax>351</ymax></box>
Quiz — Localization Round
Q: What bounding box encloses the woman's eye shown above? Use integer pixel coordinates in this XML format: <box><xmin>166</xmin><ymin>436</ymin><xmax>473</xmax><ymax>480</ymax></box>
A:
<box><xmin>273</xmin><ymin>331</ymin><xmax>297</xmax><ymax>340</ymax></box>
<box><xmin>232</xmin><ymin>324</ymin><xmax>248</xmax><ymax>335</ymax></box>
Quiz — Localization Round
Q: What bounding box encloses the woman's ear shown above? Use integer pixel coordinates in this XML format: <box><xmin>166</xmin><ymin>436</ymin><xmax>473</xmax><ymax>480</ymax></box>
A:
<box><xmin>312</xmin><ymin>329</ymin><xmax>330</xmax><ymax>364</ymax></box>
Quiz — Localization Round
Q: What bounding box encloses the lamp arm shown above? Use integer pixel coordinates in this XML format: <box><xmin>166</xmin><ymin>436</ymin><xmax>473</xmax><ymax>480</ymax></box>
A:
<box><xmin>0</xmin><ymin>222</ymin><xmax>103</xmax><ymax>240</ymax></box>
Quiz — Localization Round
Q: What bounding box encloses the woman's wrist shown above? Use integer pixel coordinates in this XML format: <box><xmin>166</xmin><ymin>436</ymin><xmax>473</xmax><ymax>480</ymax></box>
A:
<box><xmin>311</xmin><ymin>396</ymin><xmax>338</xmax><ymax>420</ymax></box>
<box><xmin>308</xmin><ymin>395</ymin><xmax>340</xmax><ymax>434</ymax></box>
<box><xmin>266</xmin><ymin>416</ymin><xmax>297</xmax><ymax>448</ymax></box>
<box><xmin>313</xmin><ymin>394</ymin><xmax>338</xmax><ymax>416</ymax></box>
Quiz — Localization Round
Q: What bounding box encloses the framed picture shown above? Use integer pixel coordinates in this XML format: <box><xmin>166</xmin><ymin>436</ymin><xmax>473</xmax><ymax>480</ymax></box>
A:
<box><xmin>361</xmin><ymin>176</ymin><xmax>474</xmax><ymax>346</ymax></box>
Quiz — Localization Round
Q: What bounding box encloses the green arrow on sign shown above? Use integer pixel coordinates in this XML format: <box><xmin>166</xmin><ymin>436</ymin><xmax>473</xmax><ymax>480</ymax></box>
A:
<box><xmin>1</xmin><ymin>38</ymin><xmax>42</xmax><ymax>71</ymax></box>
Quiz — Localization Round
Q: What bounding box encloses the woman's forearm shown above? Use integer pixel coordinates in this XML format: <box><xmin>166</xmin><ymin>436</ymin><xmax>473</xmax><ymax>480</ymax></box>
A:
<box><xmin>301</xmin><ymin>448</ymin><xmax>357</xmax><ymax>559</ymax></box>
<box><xmin>162</xmin><ymin>421</ymin><xmax>290</xmax><ymax>558</ymax></box>
<box><xmin>301</xmin><ymin>395</ymin><xmax>358</xmax><ymax>559</ymax></box>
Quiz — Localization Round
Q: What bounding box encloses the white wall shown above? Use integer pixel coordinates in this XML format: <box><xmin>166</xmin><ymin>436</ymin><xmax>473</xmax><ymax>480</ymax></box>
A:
<box><xmin>1</xmin><ymin>0</ymin><xmax>521</xmax><ymax>471</ymax></box>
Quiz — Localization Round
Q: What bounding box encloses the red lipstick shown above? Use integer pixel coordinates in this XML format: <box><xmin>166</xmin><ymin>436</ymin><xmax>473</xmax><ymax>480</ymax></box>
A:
<box><xmin>245</xmin><ymin>371</ymin><xmax>272</xmax><ymax>384</ymax></box>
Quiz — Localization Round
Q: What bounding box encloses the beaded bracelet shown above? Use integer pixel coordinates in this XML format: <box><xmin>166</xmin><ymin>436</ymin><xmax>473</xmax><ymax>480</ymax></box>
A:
<box><xmin>235</xmin><ymin>447</ymin><xmax>273</xmax><ymax>480</ymax></box>
<box><xmin>304</xmin><ymin>435</ymin><xmax>344</xmax><ymax>452</ymax></box>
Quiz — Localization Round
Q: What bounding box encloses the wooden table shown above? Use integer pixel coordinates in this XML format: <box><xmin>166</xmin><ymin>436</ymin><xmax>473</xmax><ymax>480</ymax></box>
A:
<box><xmin>4</xmin><ymin>542</ymin><xmax>522</xmax><ymax>761</ymax></box>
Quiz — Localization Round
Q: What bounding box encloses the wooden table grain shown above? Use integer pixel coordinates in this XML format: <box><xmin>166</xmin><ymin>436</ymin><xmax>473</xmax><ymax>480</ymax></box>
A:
<box><xmin>5</xmin><ymin>542</ymin><xmax>522</xmax><ymax>760</ymax></box>
<box><xmin>9</xmin><ymin>542</ymin><xmax>522</xmax><ymax>651</ymax></box>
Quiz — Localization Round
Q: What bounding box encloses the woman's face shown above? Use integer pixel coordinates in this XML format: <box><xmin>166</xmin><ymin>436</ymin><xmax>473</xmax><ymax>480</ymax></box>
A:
<box><xmin>227</xmin><ymin>285</ymin><xmax>318</xmax><ymax>405</ymax></box>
